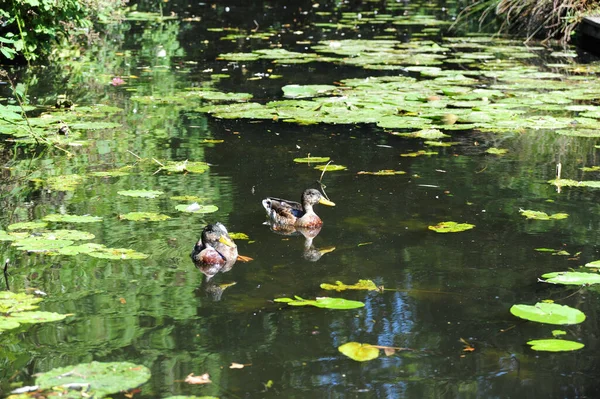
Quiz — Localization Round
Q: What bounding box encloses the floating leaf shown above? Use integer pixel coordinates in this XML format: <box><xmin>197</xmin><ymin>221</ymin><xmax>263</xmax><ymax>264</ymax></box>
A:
<box><xmin>57</xmin><ymin>243</ymin><xmax>105</xmax><ymax>256</ymax></box>
<box><xmin>320</xmin><ymin>279</ymin><xmax>379</xmax><ymax>292</ymax></box>
<box><xmin>519</xmin><ymin>209</ymin><xmax>568</xmax><ymax>220</ymax></box>
<box><xmin>0</xmin><ymin>230</ymin><xmax>18</xmax><ymax>241</ymax></box>
<box><xmin>43</xmin><ymin>214</ymin><xmax>103</xmax><ymax>223</ymax></box>
<box><xmin>229</xmin><ymin>232</ymin><xmax>250</xmax><ymax>240</ymax></box>
<box><xmin>185</xmin><ymin>373</ymin><xmax>212</xmax><ymax>385</ymax></box>
<box><xmin>400</xmin><ymin>150</ymin><xmax>438</xmax><ymax>157</ymax></box>
<box><xmin>117</xmin><ymin>190</ymin><xmax>164</xmax><ymax>198</ymax></box>
<box><xmin>175</xmin><ymin>203</ymin><xmax>219</xmax><ymax>214</ymax></box>
<box><xmin>35</xmin><ymin>361</ymin><xmax>151</xmax><ymax>397</ymax></box>
<box><xmin>274</xmin><ymin>296</ymin><xmax>365</xmax><ymax>309</ymax></box>
<box><xmin>541</xmin><ymin>271</ymin><xmax>600</xmax><ymax>285</ymax></box>
<box><xmin>549</xmin><ymin>179</ymin><xmax>600</xmax><ymax>189</ymax></box>
<box><xmin>170</xmin><ymin>195</ymin><xmax>206</xmax><ymax>201</ymax></box>
<box><xmin>486</xmin><ymin>147</ymin><xmax>508</xmax><ymax>155</ymax></box>
<box><xmin>13</xmin><ymin>238</ymin><xmax>75</xmax><ymax>252</ymax></box>
<box><xmin>0</xmin><ymin>291</ymin><xmax>68</xmax><ymax>332</ymax></box>
<box><xmin>119</xmin><ymin>212</ymin><xmax>171</xmax><ymax>221</ymax></box>
<box><xmin>357</xmin><ymin>170</ymin><xmax>406</xmax><ymax>176</ymax></box>
<box><xmin>7</xmin><ymin>222</ymin><xmax>48</xmax><ymax>231</ymax></box>
<box><xmin>394</xmin><ymin>128</ymin><xmax>449</xmax><ymax>139</ymax></box>
<box><xmin>527</xmin><ymin>339</ymin><xmax>584</xmax><ymax>352</ymax></box>
<box><xmin>428</xmin><ymin>221</ymin><xmax>475</xmax><ymax>233</ymax></box>
<box><xmin>161</xmin><ymin>161</ymin><xmax>209</xmax><ymax>174</ymax></box>
<box><xmin>87</xmin><ymin>246</ymin><xmax>149</xmax><ymax>260</ymax></box>
<box><xmin>282</xmin><ymin>84</ymin><xmax>338</xmax><ymax>98</ymax></box>
<box><xmin>552</xmin><ymin>330</ymin><xmax>567</xmax><ymax>337</ymax></box>
<box><xmin>314</xmin><ymin>164</ymin><xmax>347</xmax><ymax>171</ymax></box>
<box><xmin>89</xmin><ymin>170</ymin><xmax>131</xmax><ymax>177</ymax></box>
<box><xmin>510</xmin><ymin>302</ymin><xmax>585</xmax><ymax>325</ymax></box>
<box><xmin>41</xmin><ymin>229</ymin><xmax>95</xmax><ymax>241</ymax></box>
<box><xmin>293</xmin><ymin>156</ymin><xmax>331</xmax><ymax>163</ymax></box>
<box><xmin>338</xmin><ymin>342</ymin><xmax>380</xmax><ymax>362</ymax></box>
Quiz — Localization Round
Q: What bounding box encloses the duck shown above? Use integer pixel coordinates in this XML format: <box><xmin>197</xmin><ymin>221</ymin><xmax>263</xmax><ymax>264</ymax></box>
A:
<box><xmin>190</xmin><ymin>222</ymin><xmax>238</xmax><ymax>279</ymax></box>
<box><xmin>262</xmin><ymin>188</ymin><xmax>335</xmax><ymax>227</ymax></box>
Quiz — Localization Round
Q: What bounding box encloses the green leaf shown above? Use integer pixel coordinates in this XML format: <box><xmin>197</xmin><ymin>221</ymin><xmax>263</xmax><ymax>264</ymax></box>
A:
<box><xmin>282</xmin><ymin>84</ymin><xmax>338</xmax><ymax>98</ymax></box>
<box><xmin>175</xmin><ymin>203</ymin><xmax>219</xmax><ymax>214</ymax></box>
<box><xmin>527</xmin><ymin>339</ymin><xmax>584</xmax><ymax>352</ymax></box>
<box><xmin>320</xmin><ymin>279</ymin><xmax>379</xmax><ymax>292</ymax></box>
<box><xmin>35</xmin><ymin>361</ymin><xmax>151</xmax><ymax>398</ymax></box>
<box><xmin>13</xmin><ymin>238</ymin><xmax>75</xmax><ymax>252</ymax></box>
<box><xmin>8</xmin><ymin>311</ymin><xmax>68</xmax><ymax>324</ymax></box>
<box><xmin>293</xmin><ymin>156</ymin><xmax>331</xmax><ymax>163</ymax></box>
<box><xmin>47</xmin><ymin>174</ymin><xmax>84</xmax><ymax>191</ymax></box>
<box><xmin>357</xmin><ymin>170</ymin><xmax>406</xmax><ymax>176</ymax></box>
<box><xmin>428</xmin><ymin>221</ymin><xmax>475</xmax><ymax>233</ymax></box>
<box><xmin>43</xmin><ymin>214</ymin><xmax>103</xmax><ymax>223</ymax></box>
<box><xmin>552</xmin><ymin>330</ymin><xmax>567</xmax><ymax>337</ymax></box>
<box><xmin>87</xmin><ymin>246</ymin><xmax>149</xmax><ymax>260</ymax></box>
<box><xmin>40</xmin><ymin>229</ymin><xmax>95</xmax><ymax>241</ymax></box>
<box><xmin>7</xmin><ymin>221</ymin><xmax>48</xmax><ymax>230</ymax></box>
<box><xmin>541</xmin><ymin>271</ymin><xmax>600</xmax><ymax>285</ymax></box>
<box><xmin>549</xmin><ymin>179</ymin><xmax>600</xmax><ymax>189</ymax></box>
<box><xmin>519</xmin><ymin>209</ymin><xmax>568</xmax><ymax>220</ymax></box>
<box><xmin>314</xmin><ymin>164</ymin><xmax>347</xmax><ymax>171</ymax></box>
<box><xmin>119</xmin><ymin>212</ymin><xmax>171</xmax><ymax>221</ymax></box>
<box><xmin>338</xmin><ymin>342</ymin><xmax>380</xmax><ymax>362</ymax></box>
<box><xmin>161</xmin><ymin>161</ymin><xmax>209</xmax><ymax>174</ymax></box>
<box><xmin>229</xmin><ymin>232</ymin><xmax>250</xmax><ymax>240</ymax></box>
<box><xmin>274</xmin><ymin>296</ymin><xmax>365</xmax><ymax>309</ymax></box>
<box><xmin>170</xmin><ymin>195</ymin><xmax>206</xmax><ymax>201</ymax></box>
<box><xmin>400</xmin><ymin>150</ymin><xmax>438</xmax><ymax>157</ymax></box>
<box><xmin>117</xmin><ymin>190</ymin><xmax>164</xmax><ymax>198</ymax></box>
<box><xmin>510</xmin><ymin>302</ymin><xmax>585</xmax><ymax>325</ymax></box>
<box><xmin>486</xmin><ymin>147</ymin><xmax>508</xmax><ymax>155</ymax></box>
<box><xmin>394</xmin><ymin>128</ymin><xmax>449</xmax><ymax>139</ymax></box>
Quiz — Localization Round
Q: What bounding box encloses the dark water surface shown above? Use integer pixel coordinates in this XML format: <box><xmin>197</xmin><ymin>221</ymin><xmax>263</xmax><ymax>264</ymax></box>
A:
<box><xmin>2</xmin><ymin>0</ymin><xmax>600</xmax><ymax>398</ymax></box>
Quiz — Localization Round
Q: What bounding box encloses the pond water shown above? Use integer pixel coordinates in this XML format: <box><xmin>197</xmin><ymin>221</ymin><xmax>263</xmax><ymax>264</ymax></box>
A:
<box><xmin>2</xmin><ymin>0</ymin><xmax>600</xmax><ymax>398</ymax></box>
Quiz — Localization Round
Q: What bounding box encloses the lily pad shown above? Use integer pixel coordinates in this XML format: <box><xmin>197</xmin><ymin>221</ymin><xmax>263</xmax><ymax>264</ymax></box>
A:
<box><xmin>428</xmin><ymin>221</ymin><xmax>475</xmax><ymax>233</ymax></box>
<box><xmin>161</xmin><ymin>161</ymin><xmax>209</xmax><ymax>174</ymax></box>
<box><xmin>293</xmin><ymin>156</ymin><xmax>331</xmax><ymax>163</ymax></box>
<box><xmin>119</xmin><ymin>212</ymin><xmax>171</xmax><ymax>221</ymax></box>
<box><xmin>87</xmin><ymin>246</ymin><xmax>149</xmax><ymax>260</ymax></box>
<box><xmin>394</xmin><ymin>128</ymin><xmax>449</xmax><ymax>139</ymax></box>
<box><xmin>282</xmin><ymin>84</ymin><xmax>338</xmax><ymax>98</ymax></box>
<box><xmin>320</xmin><ymin>279</ymin><xmax>379</xmax><ymax>292</ymax></box>
<box><xmin>175</xmin><ymin>203</ymin><xmax>219</xmax><ymax>214</ymax></box>
<box><xmin>7</xmin><ymin>222</ymin><xmax>48</xmax><ymax>230</ymax></box>
<box><xmin>43</xmin><ymin>214</ymin><xmax>103</xmax><ymax>223</ymax></box>
<box><xmin>357</xmin><ymin>170</ymin><xmax>406</xmax><ymax>176</ymax></box>
<box><xmin>170</xmin><ymin>195</ymin><xmax>206</xmax><ymax>201</ymax></box>
<box><xmin>46</xmin><ymin>174</ymin><xmax>85</xmax><ymax>191</ymax></box>
<box><xmin>35</xmin><ymin>361</ymin><xmax>151</xmax><ymax>398</ymax></box>
<box><xmin>0</xmin><ymin>230</ymin><xmax>18</xmax><ymax>241</ymax></box>
<box><xmin>527</xmin><ymin>339</ymin><xmax>584</xmax><ymax>352</ymax></box>
<box><xmin>0</xmin><ymin>291</ymin><xmax>68</xmax><ymax>333</ymax></box>
<box><xmin>519</xmin><ymin>209</ymin><xmax>569</xmax><ymax>220</ymax></box>
<box><xmin>541</xmin><ymin>271</ymin><xmax>600</xmax><ymax>285</ymax></box>
<box><xmin>13</xmin><ymin>238</ymin><xmax>75</xmax><ymax>252</ymax></box>
<box><xmin>400</xmin><ymin>150</ymin><xmax>438</xmax><ymax>157</ymax></box>
<box><xmin>57</xmin><ymin>243</ymin><xmax>106</xmax><ymax>256</ymax></box>
<box><xmin>338</xmin><ymin>342</ymin><xmax>380</xmax><ymax>362</ymax></box>
<box><xmin>229</xmin><ymin>232</ymin><xmax>250</xmax><ymax>240</ymax></box>
<box><xmin>486</xmin><ymin>147</ymin><xmax>508</xmax><ymax>155</ymax></box>
<box><xmin>314</xmin><ymin>164</ymin><xmax>347</xmax><ymax>171</ymax></box>
<box><xmin>40</xmin><ymin>230</ymin><xmax>95</xmax><ymax>240</ymax></box>
<box><xmin>549</xmin><ymin>179</ymin><xmax>600</xmax><ymax>189</ymax></box>
<box><xmin>89</xmin><ymin>170</ymin><xmax>131</xmax><ymax>177</ymax></box>
<box><xmin>274</xmin><ymin>296</ymin><xmax>365</xmax><ymax>309</ymax></box>
<box><xmin>510</xmin><ymin>302</ymin><xmax>585</xmax><ymax>325</ymax></box>
<box><xmin>117</xmin><ymin>190</ymin><xmax>164</xmax><ymax>198</ymax></box>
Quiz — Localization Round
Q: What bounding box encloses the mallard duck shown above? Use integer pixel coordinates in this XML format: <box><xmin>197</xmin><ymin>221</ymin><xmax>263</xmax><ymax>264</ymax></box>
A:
<box><xmin>262</xmin><ymin>188</ymin><xmax>335</xmax><ymax>227</ymax></box>
<box><xmin>191</xmin><ymin>222</ymin><xmax>238</xmax><ymax>279</ymax></box>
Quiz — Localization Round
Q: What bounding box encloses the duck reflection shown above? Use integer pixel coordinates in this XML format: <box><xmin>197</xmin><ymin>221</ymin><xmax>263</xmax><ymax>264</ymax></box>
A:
<box><xmin>191</xmin><ymin>223</ymin><xmax>238</xmax><ymax>300</ymax></box>
<box><xmin>266</xmin><ymin>223</ymin><xmax>335</xmax><ymax>262</ymax></box>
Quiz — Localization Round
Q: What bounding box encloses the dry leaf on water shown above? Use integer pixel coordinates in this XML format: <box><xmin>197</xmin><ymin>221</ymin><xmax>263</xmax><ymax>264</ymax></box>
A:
<box><xmin>185</xmin><ymin>373</ymin><xmax>211</xmax><ymax>384</ymax></box>
<box><xmin>237</xmin><ymin>255</ymin><xmax>254</xmax><ymax>262</ymax></box>
<box><xmin>229</xmin><ymin>362</ymin><xmax>246</xmax><ymax>369</ymax></box>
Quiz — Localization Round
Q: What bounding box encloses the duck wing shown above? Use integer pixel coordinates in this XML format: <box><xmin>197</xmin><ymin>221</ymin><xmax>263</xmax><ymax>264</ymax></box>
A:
<box><xmin>263</xmin><ymin>197</ymin><xmax>305</xmax><ymax>218</ymax></box>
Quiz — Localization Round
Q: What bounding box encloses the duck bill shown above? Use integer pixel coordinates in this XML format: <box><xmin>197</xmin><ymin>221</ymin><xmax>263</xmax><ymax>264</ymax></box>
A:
<box><xmin>318</xmin><ymin>197</ymin><xmax>336</xmax><ymax>206</ymax></box>
<box><xmin>218</xmin><ymin>235</ymin><xmax>236</xmax><ymax>247</ymax></box>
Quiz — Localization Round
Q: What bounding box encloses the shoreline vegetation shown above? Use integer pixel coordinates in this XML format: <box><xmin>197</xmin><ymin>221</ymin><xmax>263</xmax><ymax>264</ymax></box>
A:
<box><xmin>453</xmin><ymin>0</ymin><xmax>600</xmax><ymax>43</ymax></box>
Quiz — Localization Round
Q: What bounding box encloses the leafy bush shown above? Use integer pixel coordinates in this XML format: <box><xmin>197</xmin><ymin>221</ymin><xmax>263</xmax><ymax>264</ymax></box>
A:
<box><xmin>0</xmin><ymin>0</ymin><xmax>126</xmax><ymax>62</ymax></box>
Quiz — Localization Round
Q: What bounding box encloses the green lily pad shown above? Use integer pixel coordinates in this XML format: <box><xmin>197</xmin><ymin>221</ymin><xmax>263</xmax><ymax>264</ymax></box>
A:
<box><xmin>549</xmin><ymin>179</ymin><xmax>600</xmax><ymax>189</ymax></box>
<box><xmin>314</xmin><ymin>164</ymin><xmax>347</xmax><ymax>171</ymax></box>
<box><xmin>519</xmin><ymin>209</ymin><xmax>569</xmax><ymax>220</ymax></box>
<box><xmin>282</xmin><ymin>84</ymin><xmax>338</xmax><ymax>98</ymax></box>
<box><xmin>320</xmin><ymin>279</ymin><xmax>379</xmax><ymax>292</ymax></box>
<box><xmin>510</xmin><ymin>302</ymin><xmax>585</xmax><ymax>325</ymax></box>
<box><xmin>428</xmin><ymin>221</ymin><xmax>475</xmax><ymax>233</ymax></box>
<box><xmin>541</xmin><ymin>271</ymin><xmax>600</xmax><ymax>285</ymax></box>
<box><xmin>89</xmin><ymin>170</ymin><xmax>131</xmax><ymax>177</ymax></box>
<box><xmin>229</xmin><ymin>232</ymin><xmax>250</xmax><ymax>240</ymax></box>
<box><xmin>486</xmin><ymin>147</ymin><xmax>508</xmax><ymax>155</ymax></box>
<box><xmin>527</xmin><ymin>339</ymin><xmax>584</xmax><ymax>352</ymax></box>
<box><xmin>274</xmin><ymin>296</ymin><xmax>365</xmax><ymax>309</ymax></box>
<box><xmin>87</xmin><ymin>246</ymin><xmax>149</xmax><ymax>260</ymax></box>
<box><xmin>552</xmin><ymin>330</ymin><xmax>567</xmax><ymax>337</ymax></box>
<box><xmin>117</xmin><ymin>190</ymin><xmax>164</xmax><ymax>198</ymax></box>
<box><xmin>0</xmin><ymin>291</ymin><xmax>69</xmax><ymax>333</ymax></box>
<box><xmin>57</xmin><ymin>243</ymin><xmax>105</xmax><ymax>256</ymax></box>
<box><xmin>8</xmin><ymin>311</ymin><xmax>69</xmax><ymax>324</ymax></box>
<box><xmin>293</xmin><ymin>156</ymin><xmax>331</xmax><ymax>163</ymax></box>
<box><xmin>119</xmin><ymin>212</ymin><xmax>171</xmax><ymax>221</ymax></box>
<box><xmin>43</xmin><ymin>214</ymin><xmax>103</xmax><ymax>223</ymax></box>
<box><xmin>7</xmin><ymin>222</ymin><xmax>48</xmax><ymax>230</ymax></box>
<box><xmin>400</xmin><ymin>150</ymin><xmax>438</xmax><ymax>157</ymax></box>
<box><xmin>35</xmin><ymin>361</ymin><xmax>151</xmax><ymax>398</ymax></box>
<box><xmin>40</xmin><ymin>230</ymin><xmax>95</xmax><ymax>240</ymax></box>
<box><xmin>161</xmin><ymin>161</ymin><xmax>209</xmax><ymax>174</ymax></box>
<box><xmin>170</xmin><ymin>195</ymin><xmax>206</xmax><ymax>201</ymax></box>
<box><xmin>13</xmin><ymin>238</ymin><xmax>75</xmax><ymax>252</ymax></box>
<box><xmin>0</xmin><ymin>230</ymin><xmax>18</xmax><ymax>241</ymax></box>
<box><xmin>357</xmin><ymin>170</ymin><xmax>406</xmax><ymax>176</ymax></box>
<box><xmin>338</xmin><ymin>342</ymin><xmax>380</xmax><ymax>362</ymax></box>
<box><xmin>175</xmin><ymin>203</ymin><xmax>219</xmax><ymax>214</ymax></box>
<box><xmin>394</xmin><ymin>128</ymin><xmax>449</xmax><ymax>139</ymax></box>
